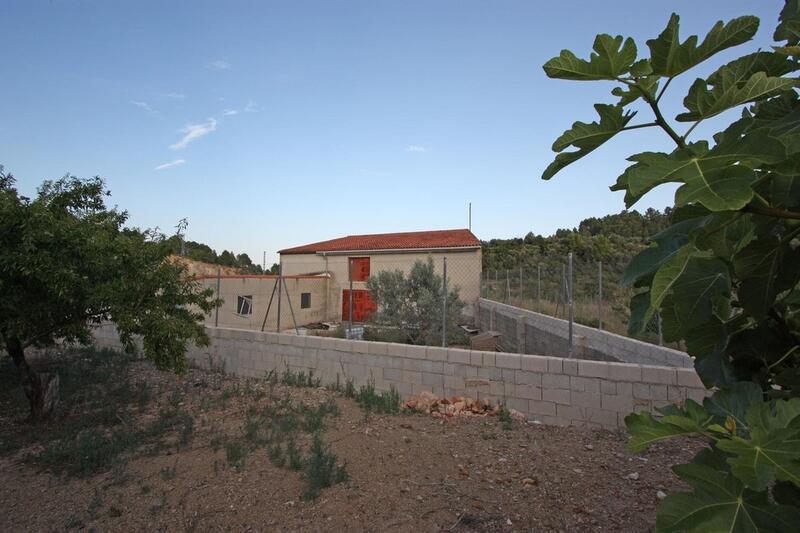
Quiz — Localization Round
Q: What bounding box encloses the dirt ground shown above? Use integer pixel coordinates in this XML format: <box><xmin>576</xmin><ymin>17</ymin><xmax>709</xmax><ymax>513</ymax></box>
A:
<box><xmin>0</xmin><ymin>350</ymin><xmax>700</xmax><ymax>532</ymax></box>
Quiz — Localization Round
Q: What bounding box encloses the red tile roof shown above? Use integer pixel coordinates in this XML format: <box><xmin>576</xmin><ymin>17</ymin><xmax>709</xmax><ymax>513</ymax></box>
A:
<box><xmin>279</xmin><ymin>229</ymin><xmax>481</xmax><ymax>255</ymax></box>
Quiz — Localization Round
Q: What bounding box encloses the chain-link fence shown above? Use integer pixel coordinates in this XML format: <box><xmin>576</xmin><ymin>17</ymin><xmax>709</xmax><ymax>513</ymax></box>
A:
<box><xmin>480</xmin><ymin>255</ymin><xmax>671</xmax><ymax>348</ymax></box>
<box><xmin>196</xmin><ymin>272</ymin><xmax>330</xmax><ymax>333</ymax></box>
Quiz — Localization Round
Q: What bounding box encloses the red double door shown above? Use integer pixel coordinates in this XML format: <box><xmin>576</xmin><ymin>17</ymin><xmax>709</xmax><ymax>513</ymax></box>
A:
<box><xmin>342</xmin><ymin>289</ymin><xmax>376</xmax><ymax>322</ymax></box>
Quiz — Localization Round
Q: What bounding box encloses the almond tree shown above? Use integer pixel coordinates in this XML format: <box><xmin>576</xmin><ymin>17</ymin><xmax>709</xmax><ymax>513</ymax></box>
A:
<box><xmin>0</xmin><ymin>169</ymin><xmax>216</xmax><ymax>419</ymax></box>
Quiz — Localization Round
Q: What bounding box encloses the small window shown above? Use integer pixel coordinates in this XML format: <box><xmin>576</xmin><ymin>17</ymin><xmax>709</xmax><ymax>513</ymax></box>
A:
<box><xmin>350</xmin><ymin>257</ymin><xmax>370</xmax><ymax>281</ymax></box>
<box><xmin>301</xmin><ymin>292</ymin><xmax>311</xmax><ymax>309</ymax></box>
<box><xmin>236</xmin><ymin>295</ymin><xmax>253</xmax><ymax>315</ymax></box>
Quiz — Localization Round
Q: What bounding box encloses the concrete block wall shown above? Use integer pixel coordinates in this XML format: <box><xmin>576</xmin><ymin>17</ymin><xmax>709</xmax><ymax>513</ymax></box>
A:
<box><xmin>92</xmin><ymin>323</ymin><xmax>706</xmax><ymax>431</ymax></box>
<box><xmin>477</xmin><ymin>299</ymin><xmax>692</xmax><ymax>368</ymax></box>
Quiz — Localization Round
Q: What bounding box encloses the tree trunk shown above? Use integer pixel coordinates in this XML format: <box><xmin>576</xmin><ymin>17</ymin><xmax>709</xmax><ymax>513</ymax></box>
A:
<box><xmin>4</xmin><ymin>335</ymin><xmax>60</xmax><ymax>420</ymax></box>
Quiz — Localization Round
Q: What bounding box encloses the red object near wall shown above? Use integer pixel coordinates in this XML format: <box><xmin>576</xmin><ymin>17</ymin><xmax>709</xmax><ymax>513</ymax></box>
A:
<box><xmin>342</xmin><ymin>289</ymin><xmax>376</xmax><ymax>322</ymax></box>
<box><xmin>349</xmin><ymin>257</ymin><xmax>370</xmax><ymax>281</ymax></box>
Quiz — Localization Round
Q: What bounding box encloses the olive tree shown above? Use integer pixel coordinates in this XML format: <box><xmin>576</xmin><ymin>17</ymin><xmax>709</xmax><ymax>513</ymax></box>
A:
<box><xmin>542</xmin><ymin>2</ymin><xmax>800</xmax><ymax>530</ymax></box>
<box><xmin>0</xmin><ymin>169</ymin><xmax>216</xmax><ymax>419</ymax></box>
<box><xmin>367</xmin><ymin>258</ymin><xmax>465</xmax><ymax>346</ymax></box>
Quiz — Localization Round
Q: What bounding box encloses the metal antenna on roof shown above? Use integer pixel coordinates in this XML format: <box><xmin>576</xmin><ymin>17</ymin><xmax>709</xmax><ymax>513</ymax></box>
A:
<box><xmin>468</xmin><ymin>202</ymin><xmax>472</xmax><ymax>232</ymax></box>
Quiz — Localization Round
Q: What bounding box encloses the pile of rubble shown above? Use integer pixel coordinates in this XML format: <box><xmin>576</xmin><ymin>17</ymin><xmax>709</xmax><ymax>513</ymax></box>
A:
<box><xmin>403</xmin><ymin>391</ymin><xmax>526</xmax><ymax>420</ymax></box>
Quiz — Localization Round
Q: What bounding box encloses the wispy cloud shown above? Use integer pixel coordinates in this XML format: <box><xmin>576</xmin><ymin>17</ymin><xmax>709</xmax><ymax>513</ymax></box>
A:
<box><xmin>405</xmin><ymin>145</ymin><xmax>428</xmax><ymax>153</ymax></box>
<box><xmin>131</xmin><ymin>100</ymin><xmax>154</xmax><ymax>113</ymax></box>
<box><xmin>155</xmin><ymin>159</ymin><xmax>186</xmax><ymax>170</ymax></box>
<box><xmin>208</xmin><ymin>59</ymin><xmax>230</xmax><ymax>70</ymax></box>
<box><xmin>244</xmin><ymin>100</ymin><xmax>260</xmax><ymax>113</ymax></box>
<box><xmin>164</xmin><ymin>92</ymin><xmax>186</xmax><ymax>99</ymax></box>
<box><xmin>169</xmin><ymin>119</ymin><xmax>217</xmax><ymax>150</ymax></box>
<box><xmin>222</xmin><ymin>109</ymin><xmax>239</xmax><ymax>116</ymax></box>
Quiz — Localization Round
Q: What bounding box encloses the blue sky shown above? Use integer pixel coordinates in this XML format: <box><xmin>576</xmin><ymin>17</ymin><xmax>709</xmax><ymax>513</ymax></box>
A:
<box><xmin>1</xmin><ymin>0</ymin><xmax>785</xmax><ymax>265</ymax></box>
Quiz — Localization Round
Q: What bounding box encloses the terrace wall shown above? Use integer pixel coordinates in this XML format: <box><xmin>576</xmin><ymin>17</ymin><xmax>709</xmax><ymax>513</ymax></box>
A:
<box><xmin>476</xmin><ymin>298</ymin><xmax>692</xmax><ymax>368</ymax></box>
<box><xmin>92</xmin><ymin>323</ymin><xmax>706</xmax><ymax>430</ymax></box>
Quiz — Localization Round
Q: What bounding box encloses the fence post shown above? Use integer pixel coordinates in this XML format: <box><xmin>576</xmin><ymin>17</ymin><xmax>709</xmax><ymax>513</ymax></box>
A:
<box><xmin>597</xmin><ymin>261</ymin><xmax>603</xmax><ymax>331</ymax></box>
<box><xmin>657</xmin><ymin>312</ymin><xmax>663</xmax><ymax>346</ymax></box>
<box><xmin>505</xmin><ymin>269</ymin><xmax>510</xmax><ymax>303</ymax></box>
<box><xmin>537</xmin><ymin>263</ymin><xmax>541</xmax><ymax>313</ymax></box>
<box><xmin>276</xmin><ymin>262</ymin><xmax>282</xmax><ymax>333</ymax></box>
<box><xmin>519</xmin><ymin>265</ymin><xmax>523</xmax><ymax>304</ymax></box>
<box><xmin>442</xmin><ymin>257</ymin><xmax>448</xmax><ymax>347</ymax></box>
<box><xmin>214</xmin><ymin>267</ymin><xmax>221</xmax><ymax>327</ymax></box>
<box><xmin>348</xmin><ymin>258</ymin><xmax>354</xmax><ymax>335</ymax></box>
<box><xmin>567</xmin><ymin>253</ymin><xmax>574</xmax><ymax>358</ymax></box>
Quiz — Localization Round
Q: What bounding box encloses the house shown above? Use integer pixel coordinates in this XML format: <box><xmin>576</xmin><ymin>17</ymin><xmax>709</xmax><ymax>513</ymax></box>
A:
<box><xmin>279</xmin><ymin>229</ymin><xmax>482</xmax><ymax>322</ymax></box>
<box><xmin>196</xmin><ymin>273</ymin><xmax>330</xmax><ymax>331</ymax></box>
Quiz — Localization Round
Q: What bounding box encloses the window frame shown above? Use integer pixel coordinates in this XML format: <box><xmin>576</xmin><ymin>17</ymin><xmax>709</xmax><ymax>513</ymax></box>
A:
<box><xmin>236</xmin><ymin>295</ymin><xmax>253</xmax><ymax>316</ymax></box>
<box><xmin>300</xmin><ymin>292</ymin><xmax>311</xmax><ymax>309</ymax></box>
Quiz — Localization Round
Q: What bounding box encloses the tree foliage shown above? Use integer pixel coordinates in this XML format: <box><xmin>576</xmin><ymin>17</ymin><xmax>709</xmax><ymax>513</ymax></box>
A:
<box><xmin>543</xmin><ymin>2</ymin><xmax>800</xmax><ymax>529</ymax></box>
<box><xmin>366</xmin><ymin>258</ymin><xmax>465</xmax><ymax>346</ymax></box>
<box><xmin>0</xmin><ymin>170</ymin><xmax>217</xmax><ymax>418</ymax></box>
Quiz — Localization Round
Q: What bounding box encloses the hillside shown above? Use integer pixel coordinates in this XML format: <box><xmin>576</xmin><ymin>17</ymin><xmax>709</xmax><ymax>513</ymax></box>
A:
<box><xmin>481</xmin><ymin>208</ymin><xmax>671</xmax><ymax>336</ymax></box>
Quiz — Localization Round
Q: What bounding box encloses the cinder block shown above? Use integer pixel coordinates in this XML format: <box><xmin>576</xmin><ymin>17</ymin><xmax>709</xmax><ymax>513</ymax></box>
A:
<box><xmin>368</xmin><ymin>342</ymin><xmax>389</xmax><ymax>356</ymax></box>
<box><xmin>404</xmin><ymin>344</ymin><xmax>427</xmax><ymax>359</ymax></box>
<box><xmin>444</xmin><ymin>375</ymin><xmax>465</xmax><ymax>390</ymax></box>
<box><xmin>521</xmin><ymin>356</ymin><xmax>548</xmax><ymax>373</ymax></box>
<box><xmin>585</xmin><ymin>407</ymin><xmax>619</xmax><ymax>427</ymax></box>
<box><xmin>676</xmin><ymin>369</ymin><xmax>704</xmax><ymax>388</ymax></box>
<box><xmin>572</xmin><ymin>391</ymin><xmax>602</xmax><ymax>408</ymax></box>
<box><xmin>642</xmin><ymin>366</ymin><xmax>677</xmax><ymax>385</ymax></box>
<box><xmin>402</xmin><ymin>358</ymin><xmax>423</xmax><ymax>372</ymax></box>
<box><xmin>402</xmin><ymin>370</ymin><xmax>423</xmax><ymax>385</ymax></box>
<box><xmin>528</xmin><ymin>400</ymin><xmax>557</xmax><ymax>416</ymax></box>
<box><xmin>482</xmin><ymin>352</ymin><xmax>496</xmax><ymax>367</ymax></box>
<box><xmin>600</xmin><ymin>380</ymin><xmax>616</xmax><ymax>395</ymax></box>
<box><xmin>542</xmin><ymin>388</ymin><xmax>571</xmax><ymax>405</ymax></box>
<box><xmin>633</xmin><ymin>383</ymin><xmax>651</xmax><ymax>399</ymax></box>
<box><xmin>650</xmin><ymin>384</ymin><xmax>668</xmax><ymax>400</ymax></box>
<box><xmin>383</xmin><ymin>368</ymin><xmax>402</xmax><ymax>382</ymax></box>
<box><xmin>556</xmin><ymin>404</ymin><xmax>584</xmax><ymax>421</ymax></box>
<box><xmin>515</xmin><ymin>384</ymin><xmax>542</xmax><ymax>400</ymax></box>
<box><xmin>421</xmin><ymin>360</ymin><xmax>444</xmax><ymax>374</ymax></box>
<box><xmin>547</xmin><ymin>357</ymin><xmax>563</xmax><ymax>374</ymax></box>
<box><xmin>562</xmin><ymin>359</ymin><xmax>578</xmax><ymax>376</ymax></box>
<box><xmin>570</xmin><ymin>376</ymin><xmax>600</xmax><ymax>393</ymax></box>
<box><xmin>616</xmin><ymin>382</ymin><xmax>633</xmax><ymax>397</ymax></box>
<box><xmin>290</xmin><ymin>335</ymin><xmax>307</xmax><ymax>348</ymax></box>
<box><xmin>426</xmin><ymin>347</ymin><xmax>447</xmax><ymax>361</ymax></box>
<box><xmin>422</xmin><ymin>373</ymin><xmax>441</xmax><ymax>387</ymax></box>
<box><xmin>447</xmin><ymin>349</ymin><xmax>471</xmax><ymax>365</ymax></box>
<box><xmin>542</xmin><ymin>373</ymin><xmax>570</xmax><ymax>389</ymax></box>
<box><xmin>477</xmin><ymin>366</ymin><xmax>502</xmax><ymax>380</ymax></box>
<box><xmin>506</xmin><ymin>398</ymin><xmax>528</xmax><ymax>412</ymax></box>
<box><xmin>496</xmin><ymin>353</ymin><xmax>521</xmax><ymax>369</ymax></box>
<box><xmin>470</xmin><ymin>351</ymin><xmax>483</xmax><ymax>366</ymax></box>
<box><xmin>601</xmin><ymin>394</ymin><xmax>633</xmax><ymax>413</ymax></box>
<box><xmin>578</xmin><ymin>360</ymin><xmax>610</xmax><ymax>378</ymax></box>
<box><xmin>353</xmin><ymin>340</ymin><xmax>370</xmax><ymax>354</ymax></box>
<box><xmin>608</xmin><ymin>363</ymin><xmax>642</xmax><ymax>382</ymax></box>
<box><xmin>668</xmin><ymin>386</ymin><xmax>687</xmax><ymax>403</ymax></box>
<box><xmin>514</xmin><ymin>370</ymin><xmax>542</xmax><ymax>386</ymax></box>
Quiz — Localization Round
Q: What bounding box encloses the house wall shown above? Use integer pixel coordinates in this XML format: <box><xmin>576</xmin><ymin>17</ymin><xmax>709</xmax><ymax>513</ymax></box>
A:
<box><xmin>91</xmin><ymin>323</ymin><xmax>707</xmax><ymax>430</ymax></box>
<box><xmin>197</xmin><ymin>276</ymin><xmax>328</xmax><ymax>332</ymax></box>
<box><xmin>280</xmin><ymin>248</ymin><xmax>482</xmax><ymax>321</ymax></box>
<box><xmin>477</xmin><ymin>299</ymin><xmax>692</xmax><ymax>368</ymax></box>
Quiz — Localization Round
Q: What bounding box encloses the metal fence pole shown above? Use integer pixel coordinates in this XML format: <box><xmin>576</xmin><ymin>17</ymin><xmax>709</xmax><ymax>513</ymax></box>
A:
<box><xmin>442</xmin><ymin>257</ymin><xmax>448</xmax><ymax>347</ymax></box>
<box><xmin>657</xmin><ymin>312</ymin><xmax>663</xmax><ymax>346</ymax></box>
<box><xmin>348</xmin><ymin>258</ymin><xmax>354</xmax><ymax>335</ymax></box>
<box><xmin>519</xmin><ymin>265</ymin><xmax>523</xmax><ymax>304</ymax></box>
<box><xmin>597</xmin><ymin>261</ymin><xmax>603</xmax><ymax>331</ymax></box>
<box><xmin>214</xmin><ymin>267</ymin><xmax>221</xmax><ymax>327</ymax></box>
<box><xmin>505</xmin><ymin>269</ymin><xmax>510</xmax><ymax>303</ymax></box>
<box><xmin>568</xmin><ymin>253</ymin><xmax>574</xmax><ymax>358</ymax></box>
<box><xmin>537</xmin><ymin>263</ymin><xmax>541</xmax><ymax>313</ymax></box>
<box><xmin>276</xmin><ymin>262</ymin><xmax>282</xmax><ymax>333</ymax></box>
